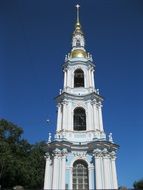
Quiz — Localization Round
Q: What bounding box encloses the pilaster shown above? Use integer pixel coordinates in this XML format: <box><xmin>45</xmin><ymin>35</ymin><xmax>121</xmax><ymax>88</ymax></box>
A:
<box><xmin>69</xmin><ymin>166</ymin><xmax>73</xmax><ymax>190</ymax></box>
<box><xmin>68</xmin><ymin>102</ymin><xmax>72</xmax><ymax>131</ymax></box>
<box><xmin>111</xmin><ymin>151</ymin><xmax>118</xmax><ymax>189</ymax></box>
<box><xmin>94</xmin><ymin>149</ymin><xmax>103</xmax><ymax>190</ymax></box>
<box><xmin>62</xmin><ymin>101</ymin><xmax>68</xmax><ymax>130</ymax></box>
<box><xmin>44</xmin><ymin>153</ymin><xmax>52</xmax><ymax>190</ymax></box>
<box><xmin>64</xmin><ymin>69</ymin><xmax>67</xmax><ymax>89</ymax></box>
<box><xmin>91</xmin><ymin>69</ymin><xmax>95</xmax><ymax>88</ymax></box>
<box><xmin>67</xmin><ymin>69</ymin><xmax>71</xmax><ymax>87</ymax></box>
<box><xmin>52</xmin><ymin>148</ymin><xmax>61</xmax><ymax>189</ymax></box>
<box><xmin>57</xmin><ymin>103</ymin><xmax>62</xmax><ymax>131</ymax></box>
<box><xmin>61</xmin><ymin>148</ymin><xmax>68</xmax><ymax>189</ymax></box>
<box><xmin>88</xmin><ymin>166</ymin><xmax>95</xmax><ymax>190</ymax></box>
<box><xmin>98</xmin><ymin>101</ymin><xmax>104</xmax><ymax>132</ymax></box>
<box><xmin>103</xmin><ymin>149</ymin><xmax>111</xmax><ymax>189</ymax></box>
<box><xmin>87</xmin><ymin>102</ymin><xmax>92</xmax><ymax>130</ymax></box>
<box><xmin>88</xmin><ymin>68</ymin><xmax>92</xmax><ymax>87</ymax></box>
<box><xmin>85</xmin><ymin>69</ymin><xmax>88</xmax><ymax>88</ymax></box>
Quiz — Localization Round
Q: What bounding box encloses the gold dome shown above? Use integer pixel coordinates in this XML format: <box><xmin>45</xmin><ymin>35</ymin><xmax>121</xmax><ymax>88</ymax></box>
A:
<box><xmin>70</xmin><ymin>49</ymin><xmax>87</xmax><ymax>58</ymax></box>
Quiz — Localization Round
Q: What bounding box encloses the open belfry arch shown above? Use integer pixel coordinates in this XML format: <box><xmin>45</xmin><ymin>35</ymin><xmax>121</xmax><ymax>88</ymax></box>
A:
<box><xmin>44</xmin><ymin>4</ymin><xmax>119</xmax><ymax>190</ymax></box>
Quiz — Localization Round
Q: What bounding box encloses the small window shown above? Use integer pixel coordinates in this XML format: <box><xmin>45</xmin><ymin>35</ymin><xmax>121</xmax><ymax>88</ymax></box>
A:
<box><xmin>74</xmin><ymin>69</ymin><xmax>84</xmax><ymax>87</ymax></box>
<box><xmin>74</xmin><ymin>108</ymin><xmax>86</xmax><ymax>131</ymax></box>
<box><xmin>76</xmin><ymin>40</ymin><xmax>80</xmax><ymax>47</ymax></box>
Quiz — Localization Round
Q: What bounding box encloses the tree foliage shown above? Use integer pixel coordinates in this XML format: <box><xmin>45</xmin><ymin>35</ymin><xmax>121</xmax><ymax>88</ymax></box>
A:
<box><xmin>133</xmin><ymin>179</ymin><xmax>143</xmax><ymax>189</ymax></box>
<box><xmin>118</xmin><ymin>186</ymin><xmax>127</xmax><ymax>190</ymax></box>
<box><xmin>0</xmin><ymin>119</ymin><xmax>46</xmax><ymax>189</ymax></box>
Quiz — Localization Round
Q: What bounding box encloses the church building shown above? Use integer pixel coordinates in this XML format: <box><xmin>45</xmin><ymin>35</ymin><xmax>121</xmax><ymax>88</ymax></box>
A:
<box><xmin>44</xmin><ymin>5</ymin><xmax>119</xmax><ymax>190</ymax></box>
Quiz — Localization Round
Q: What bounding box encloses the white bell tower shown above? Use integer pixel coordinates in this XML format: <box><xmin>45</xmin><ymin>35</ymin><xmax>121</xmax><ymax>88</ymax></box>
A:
<box><xmin>44</xmin><ymin>5</ymin><xmax>119</xmax><ymax>190</ymax></box>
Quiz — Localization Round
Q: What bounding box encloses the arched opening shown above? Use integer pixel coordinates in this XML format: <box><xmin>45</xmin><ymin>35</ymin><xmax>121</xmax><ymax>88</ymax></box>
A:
<box><xmin>74</xmin><ymin>69</ymin><xmax>84</xmax><ymax>87</ymax></box>
<box><xmin>73</xmin><ymin>160</ymin><xmax>89</xmax><ymax>190</ymax></box>
<box><xmin>76</xmin><ymin>39</ymin><xmax>80</xmax><ymax>47</ymax></box>
<box><xmin>74</xmin><ymin>108</ymin><xmax>86</xmax><ymax>131</ymax></box>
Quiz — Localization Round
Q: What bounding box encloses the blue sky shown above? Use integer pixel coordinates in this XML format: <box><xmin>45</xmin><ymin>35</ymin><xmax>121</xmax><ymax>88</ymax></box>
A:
<box><xmin>0</xmin><ymin>0</ymin><xmax>143</xmax><ymax>188</ymax></box>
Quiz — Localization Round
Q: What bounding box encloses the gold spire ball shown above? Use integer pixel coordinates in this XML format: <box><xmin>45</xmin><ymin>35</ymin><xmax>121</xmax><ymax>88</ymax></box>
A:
<box><xmin>71</xmin><ymin>49</ymin><xmax>87</xmax><ymax>58</ymax></box>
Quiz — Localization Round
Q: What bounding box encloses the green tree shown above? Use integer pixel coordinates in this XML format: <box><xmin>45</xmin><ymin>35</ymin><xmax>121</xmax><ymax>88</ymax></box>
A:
<box><xmin>0</xmin><ymin>119</ymin><xmax>46</xmax><ymax>189</ymax></box>
<box><xmin>133</xmin><ymin>179</ymin><xmax>143</xmax><ymax>189</ymax></box>
<box><xmin>118</xmin><ymin>186</ymin><xmax>127</xmax><ymax>190</ymax></box>
<box><xmin>0</xmin><ymin>119</ymin><xmax>24</xmax><ymax>188</ymax></box>
<box><xmin>26</xmin><ymin>142</ymin><xmax>45</xmax><ymax>189</ymax></box>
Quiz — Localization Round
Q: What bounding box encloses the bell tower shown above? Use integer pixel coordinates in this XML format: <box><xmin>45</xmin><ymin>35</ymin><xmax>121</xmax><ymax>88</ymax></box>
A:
<box><xmin>44</xmin><ymin>5</ymin><xmax>119</xmax><ymax>190</ymax></box>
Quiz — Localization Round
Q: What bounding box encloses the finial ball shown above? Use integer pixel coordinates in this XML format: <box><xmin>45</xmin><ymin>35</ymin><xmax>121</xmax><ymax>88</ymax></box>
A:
<box><xmin>76</xmin><ymin>4</ymin><xmax>80</xmax><ymax>9</ymax></box>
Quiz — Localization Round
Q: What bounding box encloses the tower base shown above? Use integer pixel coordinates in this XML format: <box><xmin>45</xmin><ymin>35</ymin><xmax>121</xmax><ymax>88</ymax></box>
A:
<box><xmin>44</xmin><ymin>139</ymin><xmax>119</xmax><ymax>190</ymax></box>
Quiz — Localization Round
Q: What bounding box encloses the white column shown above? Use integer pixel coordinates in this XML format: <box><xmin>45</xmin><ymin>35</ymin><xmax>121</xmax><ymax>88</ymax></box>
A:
<box><xmin>88</xmin><ymin>69</ymin><xmax>92</xmax><ymax>87</ymax></box>
<box><xmin>90</xmin><ymin>102</ymin><xmax>94</xmax><ymax>131</ymax></box>
<box><xmin>58</xmin><ymin>156</ymin><xmax>62</xmax><ymax>189</ymax></box>
<box><xmin>64</xmin><ymin>69</ymin><xmax>67</xmax><ymax>88</ymax></box>
<box><xmin>69</xmin><ymin>166</ymin><xmax>73</xmax><ymax>190</ymax></box>
<box><xmin>94</xmin><ymin>150</ymin><xmax>103</xmax><ymax>189</ymax></box>
<box><xmin>71</xmin><ymin>110</ymin><xmax>74</xmax><ymax>131</ymax></box>
<box><xmin>62</xmin><ymin>102</ymin><xmax>67</xmax><ymax>131</ymax></box>
<box><xmin>71</xmin><ymin>71</ymin><xmax>74</xmax><ymax>88</ymax></box>
<box><xmin>67</xmin><ymin>69</ymin><xmax>71</xmax><ymax>87</ymax></box>
<box><xmin>85</xmin><ymin>70</ymin><xmax>88</xmax><ymax>88</ymax></box>
<box><xmin>103</xmin><ymin>150</ymin><xmax>111</xmax><ymax>189</ymax></box>
<box><xmin>91</xmin><ymin>69</ymin><xmax>95</xmax><ymax>88</ymax></box>
<box><xmin>52</xmin><ymin>150</ymin><xmax>60</xmax><ymax>189</ymax></box>
<box><xmin>98</xmin><ymin>102</ymin><xmax>104</xmax><ymax>131</ymax></box>
<box><xmin>87</xmin><ymin>102</ymin><xmax>92</xmax><ymax>130</ymax></box>
<box><xmin>69</xmin><ymin>69</ymin><xmax>72</xmax><ymax>87</ymax></box>
<box><xmin>111</xmin><ymin>153</ymin><xmax>118</xmax><ymax>189</ymax></box>
<box><xmin>90</xmin><ymin>69</ymin><xmax>92</xmax><ymax>87</ymax></box>
<box><xmin>61</xmin><ymin>149</ymin><xmax>67</xmax><ymax>189</ymax></box>
<box><xmin>88</xmin><ymin>167</ymin><xmax>94</xmax><ymax>190</ymax></box>
<box><xmin>68</xmin><ymin>102</ymin><xmax>72</xmax><ymax>131</ymax></box>
<box><xmin>57</xmin><ymin>104</ymin><xmax>62</xmax><ymax>131</ymax></box>
<box><xmin>44</xmin><ymin>154</ymin><xmax>52</xmax><ymax>190</ymax></box>
<box><xmin>93</xmin><ymin>102</ymin><xmax>99</xmax><ymax>131</ymax></box>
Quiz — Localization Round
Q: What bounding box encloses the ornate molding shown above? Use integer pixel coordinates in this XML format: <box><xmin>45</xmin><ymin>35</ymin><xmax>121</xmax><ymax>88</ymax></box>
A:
<box><xmin>72</xmin><ymin>151</ymin><xmax>87</xmax><ymax>158</ymax></box>
<box><xmin>62</xmin><ymin>100</ymin><xmax>68</xmax><ymax>105</ymax></box>
<box><xmin>45</xmin><ymin>152</ymin><xmax>50</xmax><ymax>159</ymax></box>
<box><xmin>57</xmin><ymin>103</ymin><xmax>61</xmax><ymax>108</ymax></box>
<box><xmin>93</xmin><ymin>148</ymin><xmax>102</xmax><ymax>157</ymax></box>
<box><xmin>93</xmin><ymin>148</ymin><xmax>114</xmax><ymax>158</ymax></box>
<box><xmin>53</xmin><ymin>148</ymin><xmax>62</xmax><ymax>157</ymax></box>
<box><xmin>102</xmin><ymin>148</ymin><xmax>110</xmax><ymax>158</ymax></box>
<box><xmin>110</xmin><ymin>151</ymin><xmax>117</xmax><ymax>160</ymax></box>
<box><xmin>72</xmin><ymin>101</ymin><xmax>87</xmax><ymax>110</ymax></box>
<box><xmin>62</xmin><ymin>148</ymin><xmax>68</xmax><ymax>157</ymax></box>
<box><xmin>91</xmin><ymin>99</ymin><xmax>97</xmax><ymax>105</ymax></box>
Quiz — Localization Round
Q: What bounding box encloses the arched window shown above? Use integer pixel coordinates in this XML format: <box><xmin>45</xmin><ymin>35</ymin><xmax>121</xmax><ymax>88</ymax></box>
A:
<box><xmin>74</xmin><ymin>69</ymin><xmax>84</xmax><ymax>87</ymax></box>
<box><xmin>76</xmin><ymin>39</ymin><xmax>80</xmax><ymax>47</ymax></box>
<box><xmin>74</xmin><ymin>108</ymin><xmax>86</xmax><ymax>131</ymax></box>
<box><xmin>73</xmin><ymin>160</ymin><xmax>89</xmax><ymax>190</ymax></box>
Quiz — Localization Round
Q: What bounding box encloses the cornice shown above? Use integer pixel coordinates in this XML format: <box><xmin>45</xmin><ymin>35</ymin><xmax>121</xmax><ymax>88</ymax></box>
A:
<box><xmin>63</xmin><ymin>59</ymin><xmax>95</xmax><ymax>69</ymax></box>
<box><xmin>44</xmin><ymin>140</ymin><xmax>119</xmax><ymax>155</ymax></box>
<box><xmin>88</xmin><ymin>140</ymin><xmax>119</xmax><ymax>153</ymax></box>
<box><xmin>55</xmin><ymin>91</ymin><xmax>104</xmax><ymax>103</ymax></box>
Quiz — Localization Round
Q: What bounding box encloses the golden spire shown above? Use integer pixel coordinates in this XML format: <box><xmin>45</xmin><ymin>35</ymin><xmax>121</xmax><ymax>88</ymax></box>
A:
<box><xmin>74</xmin><ymin>4</ymin><xmax>82</xmax><ymax>34</ymax></box>
<box><xmin>70</xmin><ymin>4</ymin><xmax>87</xmax><ymax>58</ymax></box>
<box><xmin>76</xmin><ymin>4</ymin><xmax>80</xmax><ymax>24</ymax></box>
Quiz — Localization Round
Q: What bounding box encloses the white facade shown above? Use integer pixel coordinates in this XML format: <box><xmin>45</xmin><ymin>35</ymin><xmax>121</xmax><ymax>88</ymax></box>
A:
<box><xmin>44</xmin><ymin>5</ymin><xmax>118</xmax><ymax>190</ymax></box>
